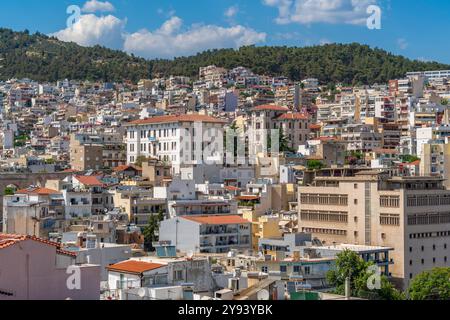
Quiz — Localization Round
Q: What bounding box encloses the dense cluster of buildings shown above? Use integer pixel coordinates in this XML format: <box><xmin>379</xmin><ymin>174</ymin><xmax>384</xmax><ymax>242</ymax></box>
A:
<box><xmin>1</xmin><ymin>66</ymin><xmax>450</xmax><ymax>300</ymax></box>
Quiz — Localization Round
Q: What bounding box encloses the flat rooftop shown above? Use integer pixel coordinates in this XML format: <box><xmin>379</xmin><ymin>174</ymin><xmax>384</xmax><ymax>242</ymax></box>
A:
<box><xmin>311</xmin><ymin>244</ymin><xmax>394</xmax><ymax>253</ymax></box>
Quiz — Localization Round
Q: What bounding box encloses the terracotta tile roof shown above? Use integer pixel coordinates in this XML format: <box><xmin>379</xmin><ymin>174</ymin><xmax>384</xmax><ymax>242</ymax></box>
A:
<box><xmin>0</xmin><ymin>234</ymin><xmax>76</xmax><ymax>257</ymax></box>
<box><xmin>236</xmin><ymin>195</ymin><xmax>260</xmax><ymax>201</ymax></box>
<box><xmin>224</xmin><ymin>186</ymin><xmax>241</xmax><ymax>192</ymax></box>
<box><xmin>309</xmin><ymin>124</ymin><xmax>322</xmax><ymax>130</ymax></box>
<box><xmin>16</xmin><ymin>187</ymin><xmax>61</xmax><ymax>195</ymax></box>
<box><xmin>113</xmin><ymin>164</ymin><xmax>143</xmax><ymax>173</ymax></box>
<box><xmin>404</xmin><ymin>160</ymin><xmax>421</xmax><ymax>166</ymax></box>
<box><xmin>0</xmin><ymin>234</ymin><xmax>25</xmax><ymax>250</ymax></box>
<box><xmin>106</xmin><ymin>261</ymin><xmax>165</xmax><ymax>274</ymax></box>
<box><xmin>251</xmin><ymin>105</ymin><xmax>290</xmax><ymax>112</ymax></box>
<box><xmin>74</xmin><ymin>175</ymin><xmax>104</xmax><ymax>187</ymax></box>
<box><xmin>275</xmin><ymin>113</ymin><xmax>309</xmax><ymax>121</ymax></box>
<box><xmin>182</xmin><ymin>215</ymin><xmax>250</xmax><ymax>225</ymax></box>
<box><xmin>126</xmin><ymin>114</ymin><xmax>227</xmax><ymax>126</ymax></box>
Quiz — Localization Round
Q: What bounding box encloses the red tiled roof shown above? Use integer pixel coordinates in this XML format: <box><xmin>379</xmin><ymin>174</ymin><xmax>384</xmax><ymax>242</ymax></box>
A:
<box><xmin>224</xmin><ymin>186</ymin><xmax>241</xmax><ymax>192</ymax></box>
<box><xmin>275</xmin><ymin>113</ymin><xmax>309</xmax><ymax>121</ymax></box>
<box><xmin>251</xmin><ymin>105</ymin><xmax>289</xmax><ymax>112</ymax></box>
<box><xmin>106</xmin><ymin>260</ymin><xmax>165</xmax><ymax>274</ymax></box>
<box><xmin>113</xmin><ymin>165</ymin><xmax>143</xmax><ymax>173</ymax></box>
<box><xmin>404</xmin><ymin>160</ymin><xmax>420</xmax><ymax>166</ymax></box>
<box><xmin>182</xmin><ymin>215</ymin><xmax>250</xmax><ymax>225</ymax></box>
<box><xmin>309</xmin><ymin>124</ymin><xmax>322</xmax><ymax>130</ymax></box>
<box><xmin>74</xmin><ymin>175</ymin><xmax>104</xmax><ymax>187</ymax></box>
<box><xmin>0</xmin><ymin>234</ymin><xmax>76</xmax><ymax>257</ymax></box>
<box><xmin>127</xmin><ymin>114</ymin><xmax>227</xmax><ymax>126</ymax></box>
<box><xmin>16</xmin><ymin>187</ymin><xmax>61</xmax><ymax>195</ymax></box>
<box><xmin>236</xmin><ymin>195</ymin><xmax>260</xmax><ymax>201</ymax></box>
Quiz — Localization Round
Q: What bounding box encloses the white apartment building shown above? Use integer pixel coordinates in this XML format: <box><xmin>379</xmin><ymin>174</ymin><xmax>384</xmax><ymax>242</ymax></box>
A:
<box><xmin>416</xmin><ymin>125</ymin><xmax>450</xmax><ymax>157</ymax></box>
<box><xmin>341</xmin><ymin>124</ymin><xmax>382</xmax><ymax>152</ymax></box>
<box><xmin>125</xmin><ymin>114</ymin><xmax>226</xmax><ymax>174</ymax></box>
<box><xmin>407</xmin><ymin>70</ymin><xmax>450</xmax><ymax>80</ymax></box>
<box><xmin>159</xmin><ymin>215</ymin><xmax>252</xmax><ymax>254</ymax></box>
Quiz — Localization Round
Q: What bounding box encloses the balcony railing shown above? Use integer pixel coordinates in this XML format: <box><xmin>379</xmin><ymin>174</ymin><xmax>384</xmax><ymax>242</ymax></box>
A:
<box><xmin>201</xmin><ymin>228</ymin><xmax>238</xmax><ymax>235</ymax></box>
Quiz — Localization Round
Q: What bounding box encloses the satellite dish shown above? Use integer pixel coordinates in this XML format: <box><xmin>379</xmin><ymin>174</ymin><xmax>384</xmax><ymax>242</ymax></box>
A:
<box><xmin>187</xmin><ymin>251</ymin><xmax>194</xmax><ymax>259</ymax></box>
<box><xmin>257</xmin><ymin>289</ymin><xmax>270</xmax><ymax>301</ymax></box>
<box><xmin>138</xmin><ymin>288</ymin><xmax>148</xmax><ymax>298</ymax></box>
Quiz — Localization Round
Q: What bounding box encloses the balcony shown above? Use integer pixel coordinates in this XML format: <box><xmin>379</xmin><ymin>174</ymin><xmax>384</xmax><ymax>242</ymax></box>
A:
<box><xmin>201</xmin><ymin>227</ymin><xmax>239</xmax><ymax>235</ymax></box>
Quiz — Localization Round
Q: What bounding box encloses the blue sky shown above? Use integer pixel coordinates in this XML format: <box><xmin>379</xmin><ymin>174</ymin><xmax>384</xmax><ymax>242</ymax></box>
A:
<box><xmin>0</xmin><ymin>0</ymin><xmax>449</xmax><ymax>63</ymax></box>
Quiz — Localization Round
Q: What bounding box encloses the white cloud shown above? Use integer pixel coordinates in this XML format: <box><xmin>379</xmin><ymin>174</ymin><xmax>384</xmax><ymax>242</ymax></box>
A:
<box><xmin>51</xmin><ymin>13</ymin><xmax>266</xmax><ymax>59</ymax></box>
<box><xmin>52</xmin><ymin>14</ymin><xmax>125</xmax><ymax>49</ymax></box>
<box><xmin>397</xmin><ymin>38</ymin><xmax>408</xmax><ymax>50</ymax></box>
<box><xmin>263</xmin><ymin>0</ymin><xmax>379</xmax><ymax>25</ymax></box>
<box><xmin>225</xmin><ymin>5</ymin><xmax>239</xmax><ymax>18</ymax></box>
<box><xmin>123</xmin><ymin>16</ymin><xmax>266</xmax><ymax>59</ymax></box>
<box><xmin>82</xmin><ymin>0</ymin><xmax>115</xmax><ymax>13</ymax></box>
<box><xmin>319</xmin><ymin>38</ymin><xmax>333</xmax><ymax>45</ymax></box>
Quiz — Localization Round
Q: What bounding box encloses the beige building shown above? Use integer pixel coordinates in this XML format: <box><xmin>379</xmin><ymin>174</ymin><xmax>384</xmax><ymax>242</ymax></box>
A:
<box><xmin>70</xmin><ymin>133</ymin><xmax>126</xmax><ymax>171</ymax></box>
<box><xmin>69</xmin><ymin>134</ymin><xmax>104</xmax><ymax>171</ymax></box>
<box><xmin>274</xmin><ymin>113</ymin><xmax>311</xmax><ymax>152</ymax></box>
<box><xmin>421</xmin><ymin>142</ymin><xmax>450</xmax><ymax>189</ymax></box>
<box><xmin>141</xmin><ymin>158</ymin><xmax>172</xmax><ymax>187</ymax></box>
<box><xmin>298</xmin><ymin>170</ymin><xmax>450</xmax><ymax>289</ymax></box>
<box><xmin>112</xmin><ymin>187</ymin><xmax>167</xmax><ymax>227</ymax></box>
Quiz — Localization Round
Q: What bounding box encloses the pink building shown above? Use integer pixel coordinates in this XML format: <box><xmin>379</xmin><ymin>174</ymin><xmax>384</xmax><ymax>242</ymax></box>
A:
<box><xmin>0</xmin><ymin>234</ymin><xmax>100</xmax><ymax>300</ymax></box>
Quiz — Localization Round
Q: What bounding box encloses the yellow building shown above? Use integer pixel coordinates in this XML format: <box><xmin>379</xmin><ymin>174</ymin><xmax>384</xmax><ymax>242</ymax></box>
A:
<box><xmin>243</xmin><ymin>211</ymin><xmax>282</xmax><ymax>251</ymax></box>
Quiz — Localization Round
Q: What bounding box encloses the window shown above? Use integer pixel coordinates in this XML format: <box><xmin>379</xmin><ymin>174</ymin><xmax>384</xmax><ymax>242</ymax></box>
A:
<box><xmin>280</xmin><ymin>265</ymin><xmax>287</xmax><ymax>273</ymax></box>
<box><xmin>354</xmin><ymin>199</ymin><xmax>358</xmax><ymax>205</ymax></box>
<box><xmin>304</xmin><ymin>266</ymin><xmax>311</xmax><ymax>275</ymax></box>
<box><xmin>261</xmin><ymin>266</ymin><xmax>268</xmax><ymax>273</ymax></box>
<box><xmin>293</xmin><ymin>265</ymin><xmax>300</xmax><ymax>273</ymax></box>
<box><xmin>421</xmin><ymin>259</ymin><xmax>425</xmax><ymax>265</ymax></box>
<box><xmin>173</xmin><ymin>270</ymin><xmax>184</xmax><ymax>281</ymax></box>
<box><xmin>354</xmin><ymin>184</ymin><xmax>358</xmax><ymax>189</ymax></box>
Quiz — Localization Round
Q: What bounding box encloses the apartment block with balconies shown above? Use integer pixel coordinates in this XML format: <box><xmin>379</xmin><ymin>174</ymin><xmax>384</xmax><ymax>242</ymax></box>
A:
<box><xmin>298</xmin><ymin>170</ymin><xmax>450</xmax><ymax>289</ymax></box>
<box><xmin>159</xmin><ymin>215</ymin><xmax>252</xmax><ymax>254</ymax></box>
